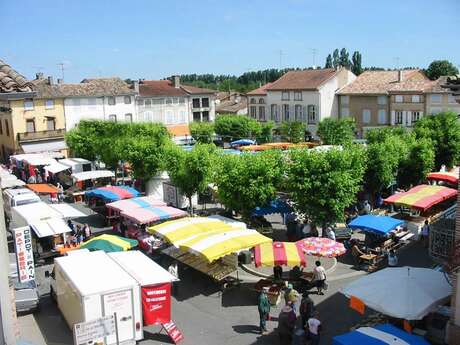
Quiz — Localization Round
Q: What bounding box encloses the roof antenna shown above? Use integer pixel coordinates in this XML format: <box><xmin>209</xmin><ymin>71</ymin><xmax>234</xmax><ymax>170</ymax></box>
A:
<box><xmin>310</xmin><ymin>48</ymin><xmax>317</xmax><ymax>69</ymax></box>
<box><xmin>57</xmin><ymin>62</ymin><xmax>65</xmax><ymax>81</ymax></box>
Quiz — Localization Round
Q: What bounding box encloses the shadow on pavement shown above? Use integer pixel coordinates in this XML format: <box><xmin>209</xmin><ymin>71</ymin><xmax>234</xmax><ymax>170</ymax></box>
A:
<box><xmin>173</xmin><ymin>267</ymin><xmax>221</xmax><ymax>302</ymax></box>
<box><xmin>142</xmin><ymin>330</ymin><xmax>175</xmax><ymax>344</ymax></box>
<box><xmin>34</xmin><ymin>296</ymin><xmax>73</xmax><ymax>345</ymax></box>
<box><xmin>221</xmin><ymin>283</ymin><xmax>258</xmax><ymax>307</ymax></box>
<box><xmin>232</xmin><ymin>325</ymin><xmax>261</xmax><ymax>334</ymax></box>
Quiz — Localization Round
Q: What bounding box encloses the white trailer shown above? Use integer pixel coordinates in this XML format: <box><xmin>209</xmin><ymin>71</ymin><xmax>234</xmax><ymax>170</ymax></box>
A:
<box><xmin>54</xmin><ymin>251</ymin><xmax>142</xmax><ymax>345</ymax></box>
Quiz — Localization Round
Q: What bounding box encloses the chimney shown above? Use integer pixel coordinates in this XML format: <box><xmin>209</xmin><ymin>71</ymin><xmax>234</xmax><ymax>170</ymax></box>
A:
<box><xmin>47</xmin><ymin>76</ymin><xmax>54</xmax><ymax>85</ymax></box>
<box><xmin>133</xmin><ymin>80</ymin><xmax>139</xmax><ymax>93</ymax></box>
<box><xmin>398</xmin><ymin>70</ymin><xmax>403</xmax><ymax>82</ymax></box>
<box><xmin>172</xmin><ymin>75</ymin><xmax>180</xmax><ymax>88</ymax></box>
<box><xmin>35</xmin><ymin>72</ymin><xmax>44</xmax><ymax>80</ymax></box>
<box><xmin>57</xmin><ymin>78</ymin><xmax>63</xmax><ymax>84</ymax></box>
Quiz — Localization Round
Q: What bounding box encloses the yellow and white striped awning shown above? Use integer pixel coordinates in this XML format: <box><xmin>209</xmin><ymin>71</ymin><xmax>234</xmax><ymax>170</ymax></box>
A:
<box><xmin>148</xmin><ymin>217</ymin><xmax>272</xmax><ymax>262</ymax></box>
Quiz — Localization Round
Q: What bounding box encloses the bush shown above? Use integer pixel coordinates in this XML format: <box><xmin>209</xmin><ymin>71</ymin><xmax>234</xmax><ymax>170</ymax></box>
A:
<box><xmin>189</xmin><ymin>122</ymin><xmax>215</xmax><ymax>144</ymax></box>
<box><xmin>214</xmin><ymin>114</ymin><xmax>261</xmax><ymax>142</ymax></box>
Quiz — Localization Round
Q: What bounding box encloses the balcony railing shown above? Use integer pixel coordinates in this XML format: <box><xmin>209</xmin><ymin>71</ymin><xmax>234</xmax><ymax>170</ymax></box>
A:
<box><xmin>17</xmin><ymin>128</ymin><xmax>65</xmax><ymax>142</ymax></box>
<box><xmin>429</xmin><ymin>205</ymin><xmax>457</xmax><ymax>262</ymax></box>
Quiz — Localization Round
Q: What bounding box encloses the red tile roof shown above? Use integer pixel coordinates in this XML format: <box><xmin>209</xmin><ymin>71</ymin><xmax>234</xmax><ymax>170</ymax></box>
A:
<box><xmin>180</xmin><ymin>84</ymin><xmax>216</xmax><ymax>94</ymax></box>
<box><xmin>266</xmin><ymin>69</ymin><xmax>338</xmax><ymax>91</ymax></box>
<box><xmin>139</xmin><ymin>80</ymin><xmax>216</xmax><ymax>97</ymax></box>
<box><xmin>246</xmin><ymin>82</ymin><xmax>274</xmax><ymax>95</ymax></box>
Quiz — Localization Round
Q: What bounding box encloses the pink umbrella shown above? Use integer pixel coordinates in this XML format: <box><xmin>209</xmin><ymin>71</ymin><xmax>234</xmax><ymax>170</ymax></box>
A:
<box><xmin>297</xmin><ymin>237</ymin><xmax>346</xmax><ymax>257</ymax></box>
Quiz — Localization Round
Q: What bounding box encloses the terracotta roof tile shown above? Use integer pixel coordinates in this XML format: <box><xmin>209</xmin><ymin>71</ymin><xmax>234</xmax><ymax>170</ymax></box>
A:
<box><xmin>0</xmin><ymin>59</ymin><xmax>33</xmax><ymax>93</ymax></box>
<box><xmin>216</xmin><ymin>98</ymin><xmax>247</xmax><ymax>113</ymax></box>
<box><xmin>139</xmin><ymin>80</ymin><xmax>216</xmax><ymax>97</ymax></box>
<box><xmin>180</xmin><ymin>84</ymin><xmax>216</xmax><ymax>94</ymax></box>
<box><xmin>266</xmin><ymin>69</ymin><xmax>338</xmax><ymax>91</ymax></box>
<box><xmin>246</xmin><ymin>82</ymin><xmax>274</xmax><ymax>95</ymax></box>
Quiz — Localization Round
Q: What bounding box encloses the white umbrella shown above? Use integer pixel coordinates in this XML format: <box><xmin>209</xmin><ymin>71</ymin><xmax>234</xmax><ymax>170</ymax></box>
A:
<box><xmin>341</xmin><ymin>267</ymin><xmax>452</xmax><ymax>320</ymax></box>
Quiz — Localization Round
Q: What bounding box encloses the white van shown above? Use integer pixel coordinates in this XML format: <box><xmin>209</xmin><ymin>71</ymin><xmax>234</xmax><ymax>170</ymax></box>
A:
<box><xmin>3</xmin><ymin>188</ymin><xmax>41</xmax><ymax>221</ymax></box>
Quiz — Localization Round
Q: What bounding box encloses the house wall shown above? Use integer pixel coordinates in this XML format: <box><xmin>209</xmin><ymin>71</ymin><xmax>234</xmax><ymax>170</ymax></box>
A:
<box><xmin>0</xmin><ymin>111</ymin><xmax>15</xmax><ymax>161</ymax></box>
<box><xmin>136</xmin><ymin>96</ymin><xmax>189</xmax><ymax>125</ymax></box>
<box><xmin>389</xmin><ymin>93</ymin><xmax>425</xmax><ymax>127</ymax></box>
<box><xmin>189</xmin><ymin>94</ymin><xmax>216</xmax><ymax>122</ymax></box>
<box><xmin>426</xmin><ymin>93</ymin><xmax>460</xmax><ymax>115</ymax></box>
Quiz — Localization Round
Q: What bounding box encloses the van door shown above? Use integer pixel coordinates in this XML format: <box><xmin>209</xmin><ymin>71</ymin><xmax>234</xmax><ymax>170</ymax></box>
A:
<box><xmin>103</xmin><ymin>290</ymin><xmax>134</xmax><ymax>344</ymax></box>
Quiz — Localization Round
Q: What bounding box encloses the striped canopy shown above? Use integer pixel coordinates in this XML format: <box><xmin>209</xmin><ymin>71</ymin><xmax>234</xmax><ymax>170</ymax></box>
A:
<box><xmin>80</xmin><ymin>234</ymin><xmax>138</xmax><ymax>252</ymax></box>
<box><xmin>106</xmin><ymin>196</ymin><xmax>166</xmax><ymax>212</ymax></box>
<box><xmin>254</xmin><ymin>241</ymin><xmax>306</xmax><ymax>267</ymax></box>
<box><xmin>149</xmin><ymin>217</ymin><xmax>272</xmax><ymax>262</ymax></box>
<box><xmin>120</xmin><ymin>206</ymin><xmax>187</xmax><ymax>225</ymax></box>
<box><xmin>85</xmin><ymin>186</ymin><xmax>141</xmax><ymax>202</ymax></box>
<box><xmin>427</xmin><ymin>169</ymin><xmax>459</xmax><ymax>185</ymax></box>
<box><xmin>297</xmin><ymin>237</ymin><xmax>346</xmax><ymax>257</ymax></box>
<box><xmin>384</xmin><ymin>184</ymin><xmax>458</xmax><ymax>211</ymax></box>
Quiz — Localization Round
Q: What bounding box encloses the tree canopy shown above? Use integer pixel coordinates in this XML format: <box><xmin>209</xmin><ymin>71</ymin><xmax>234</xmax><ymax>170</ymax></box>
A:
<box><xmin>280</xmin><ymin>121</ymin><xmax>305</xmax><ymax>143</ymax></box>
<box><xmin>214</xmin><ymin>114</ymin><xmax>261</xmax><ymax>142</ymax></box>
<box><xmin>317</xmin><ymin>118</ymin><xmax>356</xmax><ymax>145</ymax></box>
<box><xmin>425</xmin><ymin>60</ymin><xmax>459</xmax><ymax>80</ymax></box>
<box><xmin>189</xmin><ymin>122</ymin><xmax>215</xmax><ymax>144</ymax></box>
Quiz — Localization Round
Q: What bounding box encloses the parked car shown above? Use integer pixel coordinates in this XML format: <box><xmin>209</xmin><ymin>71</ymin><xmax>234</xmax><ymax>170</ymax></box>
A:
<box><xmin>3</xmin><ymin>188</ymin><xmax>40</xmax><ymax>223</ymax></box>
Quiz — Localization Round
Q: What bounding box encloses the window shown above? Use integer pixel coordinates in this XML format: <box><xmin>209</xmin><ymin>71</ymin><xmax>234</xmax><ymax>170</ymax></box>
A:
<box><xmin>307</xmin><ymin>105</ymin><xmax>316</xmax><ymax>124</ymax></box>
<box><xmin>341</xmin><ymin>96</ymin><xmax>349</xmax><ymax>105</ymax></box>
<box><xmin>0</xmin><ymin>120</ymin><xmax>2</xmax><ymax>135</ymax></box>
<box><xmin>108</xmin><ymin>97</ymin><xmax>116</xmax><ymax>105</ymax></box>
<box><xmin>362</xmin><ymin>109</ymin><xmax>371</xmax><ymax>124</ymax></box>
<box><xmin>395</xmin><ymin>111</ymin><xmax>403</xmax><ymax>124</ymax></box>
<box><xmin>24</xmin><ymin>99</ymin><xmax>34</xmax><ymax>110</ymax></box>
<box><xmin>411</xmin><ymin>111</ymin><xmax>420</xmax><ymax>123</ymax></box>
<box><xmin>430</xmin><ymin>107</ymin><xmax>442</xmax><ymax>115</ymax></box>
<box><xmin>124</xmin><ymin>96</ymin><xmax>131</xmax><ymax>104</ymax></box>
<box><xmin>250</xmin><ymin>106</ymin><xmax>257</xmax><ymax>119</ymax></box>
<box><xmin>395</xmin><ymin>95</ymin><xmax>403</xmax><ymax>103</ymax></box>
<box><xmin>165</xmin><ymin>98</ymin><xmax>173</xmax><ymax>105</ymax></box>
<box><xmin>431</xmin><ymin>94</ymin><xmax>441</xmax><ymax>103</ymax></box>
<box><xmin>46</xmin><ymin>117</ymin><xmax>55</xmax><ymax>131</ymax></box>
<box><xmin>45</xmin><ymin>99</ymin><xmax>54</xmax><ymax>109</ymax></box>
<box><xmin>250</xmin><ymin>98</ymin><xmax>256</xmax><ymax>104</ymax></box>
<box><xmin>5</xmin><ymin>120</ymin><xmax>9</xmax><ymax>137</ymax></box>
<box><xmin>295</xmin><ymin>105</ymin><xmax>303</xmax><ymax>121</ymax></box>
<box><xmin>448</xmin><ymin>94</ymin><xmax>456</xmax><ymax>103</ymax></box>
<box><xmin>282</xmin><ymin>91</ymin><xmax>290</xmax><ymax>101</ymax></box>
<box><xmin>165</xmin><ymin>111</ymin><xmax>173</xmax><ymax>124</ymax></box>
<box><xmin>137</xmin><ymin>99</ymin><xmax>144</xmax><ymax>107</ymax></box>
<box><xmin>341</xmin><ymin>107</ymin><xmax>350</xmax><ymax>117</ymax></box>
<box><xmin>271</xmin><ymin>104</ymin><xmax>279</xmax><ymax>122</ymax></box>
<box><xmin>125</xmin><ymin>113</ymin><xmax>133</xmax><ymax>122</ymax></box>
<box><xmin>283</xmin><ymin>104</ymin><xmax>290</xmax><ymax>121</ymax></box>
<box><xmin>144</xmin><ymin>99</ymin><xmax>152</xmax><ymax>108</ymax></box>
<box><xmin>173</xmin><ymin>98</ymin><xmax>179</xmax><ymax>104</ymax></box>
<box><xmin>378</xmin><ymin>109</ymin><xmax>386</xmax><ymax>124</ymax></box>
<box><xmin>26</xmin><ymin>119</ymin><xmax>35</xmax><ymax>133</ymax></box>
<box><xmin>202</xmin><ymin>98</ymin><xmax>209</xmax><ymax>107</ymax></box>
<box><xmin>88</xmin><ymin>98</ymin><xmax>97</xmax><ymax>109</ymax></box>
<box><xmin>377</xmin><ymin>96</ymin><xmax>387</xmax><ymax>105</ymax></box>
<box><xmin>202</xmin><ymin>111</ymin><xmax>209</xmax><ymax>122</ymax></box>
<box><xmin>192</xmin><ymin>98</ymin><xmax>200</xmax><ymax>108</ymax></box>
<box><xmin>411</xmin><ymin>95</ymin><xmax>420</xmax><ymax>103</ymax></box>
<box><xmin>73</xmin><ymin>98</ymin><xmax>81</xmax><ymax>106</ymax></box>
<box><xmin>108</xmin><ymin>114</ymin><xmax>117</xmax><ymax>122</ymax></box>
<box><xmin>152</xmin><ymin>98</ymin><xmax>164</xmax><ymax>105</ymax></box>
<box><xmin>294</xmin><ymin>92</ymin><xmax>302</xmax><ymax>101</ymax></box>
<box><xmin>193</xmin><ymin>112</ymin><xmax>201</xmax><ymax>122</ymax></box>
<box><xmin>179</xmin><ymin>98</ymin><xmax>185</xmax><ymax>104</ymax></box>
<box><xmin>259</xmin><ymin>106</ymin><xmax>265</xmax><ymax>121</ymax></box>
<box><xmin>258</xmin><ymin>98</ymin><xmax>265</xmax><ymax>104</ymax></box>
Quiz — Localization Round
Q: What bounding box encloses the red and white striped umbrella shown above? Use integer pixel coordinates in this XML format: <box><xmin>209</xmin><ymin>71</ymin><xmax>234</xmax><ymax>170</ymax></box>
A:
<box><xmin>297</xmin><ymin>237</ymin><xmax>346</xmax><ymax>257</ymax></box>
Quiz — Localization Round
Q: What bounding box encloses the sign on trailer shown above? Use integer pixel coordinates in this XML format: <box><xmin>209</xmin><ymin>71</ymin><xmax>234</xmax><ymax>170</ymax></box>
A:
<box><xmin>73</xmin><ymin>315</ymin><xmax>116</xmax><ymax>345</ymax></box>
<box><xmin>13</xmin><ymin>227</ymin><xmax>35</xmax><ymax>283</ymax></box>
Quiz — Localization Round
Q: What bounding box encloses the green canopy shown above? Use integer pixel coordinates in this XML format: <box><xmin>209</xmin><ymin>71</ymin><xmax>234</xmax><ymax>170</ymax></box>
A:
<box><xmin>80</xmin><ymin>234</ymin><xmax>138</xmax><ymax>253</ymax></box>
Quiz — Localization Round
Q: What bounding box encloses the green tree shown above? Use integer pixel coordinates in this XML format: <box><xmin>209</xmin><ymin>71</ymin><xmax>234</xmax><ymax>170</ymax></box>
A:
<box><xmin>351</xmin><ymin>51</ymin><xmax>363</xmax><ymax>75</ymax></box>
<box><xmin>365</xmin><ymin>127</ymin><xmax>407</xmax><ymax>144</ymax></box>
<box><xmin>339</xmin><ymin>48</ymin><xmax>350</xmax><ymax>68</ymax></box>
<box><xmin>214</xmin><ymin>114</ymin><xmax>261</xmax><ymax>142</ymax></box>
<box><xmin>280</xmin><ymin>121</ymin><xmax>304</xmax><ymax>143</ymax></box>
<box><xmin>397</xmin><ymin>137</ymin><xmax>435</xmax><ymax>188</ymax></box>
<box><xmin>414</xmin><ymin>111</ymin><xmax>460</xmax><ymax>169</ymax></box>
<box><xmin>317</xmin><ymin>118</ymin><xmax>356</xmax><ymax>145</ymax></box>
<box><xmin>164</xmin><ymin>144</ymin><xmax>216</xmax><ymax>214</ymax></box>
<box><xmin>258</xmin><ymin>121</ymin><xmax>274</xmax><ymax>144</ymax></box>
<box><xmin>286</xmin><ymin>146</ymin><xmax>366</xmax><ymax>227</ymax></box>
<box><xmin>325</xmin><ymin>54</ymin><xmax>333</xmax><ymax>68</ymax></box>
<box><xmin>189</xmin><ymin>122</ymin><xmax>215</xmax><ymax>144</ymax></box>
<box><xmin>215</xmin><ymin>151</ymin><xmax>284</xmax><ymax>219</ymax></box>
<box><xmin>425</xmin><ymin>60</ymin><xmax>459</xmax><ymax>80</ymax></box>
<box><xmin>332</xmin><ymin>49</ymin><xmax>340</xmax><ymax>69</ymax></box>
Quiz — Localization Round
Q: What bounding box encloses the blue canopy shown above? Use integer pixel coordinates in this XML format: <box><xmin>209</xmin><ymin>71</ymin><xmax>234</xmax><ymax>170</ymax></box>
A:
<box><xmin>252</xmin><ymin>199</ymin><xmax>292</xmax><ymax>216</ymax></box>
<box><xmin>348</xmin><ymin>215</ymin><xmax>404</xmax><ymax>236</ymax></box>
<box><xmin>230</xmin><ymin>139</ymin><xmax>255</xmax><ymax>147</ymax></box>
<box><xmin>85</xmin><ymin>186</ymin><xmax>141</xmax><ymax>202</ymax></box>
<box><xmin>333</xmin><ymin>324</ymin><xmax>429</xmax><ymax>345</ymax></box>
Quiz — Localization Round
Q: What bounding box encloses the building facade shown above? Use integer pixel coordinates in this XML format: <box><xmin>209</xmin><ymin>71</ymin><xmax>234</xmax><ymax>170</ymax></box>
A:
<box><xmin>425</xmin><ymin>77</ymin><xmax>460</xmax><ymax>116</ymax></box>
<box><xmin>246</xmin><ymin>68</ymin><xmax>356</xmax><ymax>136</ymax></box>
<box><xmin>135</xmin><ymin>76</ymin><xmax>216</xmax><ymax>125</ymax></box>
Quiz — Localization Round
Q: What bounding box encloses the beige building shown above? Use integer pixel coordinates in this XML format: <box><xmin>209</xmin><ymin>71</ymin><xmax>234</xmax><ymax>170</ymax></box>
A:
<box><xmin>425</xmin><ymin>76</ymin><xmax>460</xmax><ymax>116</ymax></box>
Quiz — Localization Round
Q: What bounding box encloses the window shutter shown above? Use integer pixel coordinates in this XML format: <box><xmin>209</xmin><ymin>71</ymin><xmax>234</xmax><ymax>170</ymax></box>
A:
<box><xmin>303</xmin><ymin>106</ymin><xmax>307</xmax><ymax>122</ymax></box>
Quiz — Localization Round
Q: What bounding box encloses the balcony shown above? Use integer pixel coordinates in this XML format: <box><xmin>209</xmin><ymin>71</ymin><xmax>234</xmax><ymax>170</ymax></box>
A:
<box><xmin>429</xmin><ymin>205</ymin><xmax>456</xmax><ymax>263</ymax></box>
<box><xmin>17</xmin><ymin>128</ymin><xmax>65</xmax><ymax>142</ymax></box>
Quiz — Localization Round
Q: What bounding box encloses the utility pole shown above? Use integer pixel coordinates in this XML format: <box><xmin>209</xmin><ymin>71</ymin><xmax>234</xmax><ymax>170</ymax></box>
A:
<box><xmin>0</xmin><ymin>194</ymin><xmax>16</xmax><ymax>344</ymax></box>
<box><xmin>278</xmin><ymin>50</ymin><xmax>283</xmax><ymax>70</ymax></box>
<box><xmin>311</xmin><ymin>48</ymin><xmax>317</xmax><ymax>69</ymax></box>
<box><xmin>394</xmin><ymin>57</ymin><xmax>400</xmax><ymax>70</ymax></box>
<box><xmin>57</xmin><ymin>62</ymin><xmax>65</xmax><ymax>81</ymax></box>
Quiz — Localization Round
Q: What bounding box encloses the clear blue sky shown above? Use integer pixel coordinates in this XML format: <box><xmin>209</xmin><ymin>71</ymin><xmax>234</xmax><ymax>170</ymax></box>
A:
<box><xmin>2</xmin><ymin>0</ymin><xmax>459</xmax><ymax>82</ymax></box>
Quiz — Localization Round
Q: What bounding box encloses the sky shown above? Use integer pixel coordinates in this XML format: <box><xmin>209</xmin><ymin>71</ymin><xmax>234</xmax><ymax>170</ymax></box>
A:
<box><xmin>2</xmin><ymin>0</ymin><xmax>460</xmax><ymax>83</ymax></box>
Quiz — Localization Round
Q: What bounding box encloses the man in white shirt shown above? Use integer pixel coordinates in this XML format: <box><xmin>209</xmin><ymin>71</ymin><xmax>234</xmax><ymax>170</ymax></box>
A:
<box><xmin>326</xmin><ymin>227</ymin><xmax>336</xmax><ymax>241</ymax></box>
<box><xmin>313</xmin><ymin>261</ymin><xmax>327</xmax><ymax>295</ymax></box>
<box><xmin>168</xmin><ymin>261</ymin><xmax>179</xmax><ymax>297</ymax></box>
<box><xmin>421</xmin><ymin>220</ymin><xmax>430</xmax><ymax>248</ymax></box>
<box><xmin>307</xmin><ymin>311</ymin><xmax>321</xmax><ymax>345</ymax></box>
<box><xmin>387</xmin><ymin>249</ymin><xmax>398</xmax><ymax>267</ymax></box>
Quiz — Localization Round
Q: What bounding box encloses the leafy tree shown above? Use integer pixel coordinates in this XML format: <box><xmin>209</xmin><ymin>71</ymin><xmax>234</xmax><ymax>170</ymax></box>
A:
<box><xmin>280</xmin><ymin>121</ymin><xmax>304</xmax><ymax>143</ymax></box>
<box><xmin>414</xmin><ymin>111</ymin><xmax>460</xmax><ymax>169</ymax></box>
<box><xmin>214</xmin><ymin>115</ymin><xmax>261</xmax><ymax>142</ymax></box>
<box><xmin>425</xmin><ymin>60</ymin><xmax>459</xmax><ymax>80</ymax></box>
<box><xmin>332</xmin><ymin>49</ymin><xmax>340</xmax><ymax>69</ymax></box>
<box><xmin>339</xmin><ymin>48</ymin><xmax>350</xmax><ymax>68</ymax></box>
<box><xmin>365</xmin><ymin>127</ymin><xmax>407</xmax><ymax>144</ymax></box>
<box><xmin>397</xmin><ymin>137</ymin><xmax>435</xmax><ymax>188</ymax></box>
<box><xmin>351</xmin><ymin>51</ymin><xmax>363</xmax><ymax>75</ymax></box>
<box><xmin>215</xmin><ymin>151</ymin><xmax>284</xmax><ymax>219</ymax></box>
<box><xmin>317</xmin><ymin>118</ymin><xmax>356</xmax><ymax>145</ymax></box>
<box><xmin>258</xmin><ymin>121</ymin><xmax>274</xmax><ymax>144</ymax></box>
<box><xmin>164</xmin><ymin>144</ymin><xmax>216</xmax><ymax>214</ymax></box>
<box><xmin>286</xmin><ymin>146</ymin><xmax>366</xmax><ymax>227</ymax></box>
<box><xmin>325</xmin><ymin>54</ymin><xmax>333</xmax><ymax>68</ymax></box>
<box><xmin>189</xmin><ymin>122</ymin><xmax>214</xmax><ymax>144</ymax></box>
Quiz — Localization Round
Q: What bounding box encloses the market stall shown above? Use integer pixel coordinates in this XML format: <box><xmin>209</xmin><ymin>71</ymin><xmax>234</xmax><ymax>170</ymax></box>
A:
<box><xmin>427</xmin><ymin>167</ymin><xmax>459</xmax><ymax>186</ymax></box>
<box><xmin>70</xmin><ymin>170</ymin><xmax>115</xmax><ymax>200</ymax></box>
<box><xmin>80</xmin><ymin>234</ymin><xmax>138</xmax><ymax>252</ymax></box>
<box><xmin>10</xmin><ymin>153</ymin><xmax>59</xmax><ymax>183</ymax></box>
<box><xmin>0</xmin><ymin>167</ymin><xmax>26</xmax><ymax>189</ymax></box>
<box><xmin>85</xmin><ymin>185</ymin><xmax>141</xmax><ymax>216</ymax></box>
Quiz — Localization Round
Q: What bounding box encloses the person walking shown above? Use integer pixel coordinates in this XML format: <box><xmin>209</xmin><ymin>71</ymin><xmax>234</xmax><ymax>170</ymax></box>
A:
<box><xmin>278</xmin><ymin>301</ymin><xmax>296</xmax><ymax>344</ymax></box>
<box><xmin>326</xmin><ymin>227</ymin><xmax>336</xmax><ymax>241</ymax></box>
<box><xmin>299</xmin><ymin>291</ymin><xmax>315</xmax><ymax>328</ymax></box>
<box><xmin>83</xmin><ymin>223</ymin><xmax>92</xmax><ymax>240</ymax></box>
<box><xmin>258</xmin><ymin>287</ymin><xmax>271</xmax><ymax>335</ymax></box>
<box><xmin>168</xmin><ymin>260</ymin><xmax>179</xmax><ymax>297</ymax></box>
<box><xmin>313</xmin><ymin>261</ymin><xmax>327</xmax><ymax>295</ymax></box>
<box><xmin>421</xmin><ymin>220</ymin><xmax>430</xmax><ymax>248</ymax></box>
<box><xmin>307</xmin><ymin>311</ymin><xmax>322</xmax><ymax>345</ymax></box>
<box><xmin>387</xmin><ymin>249</ymin><xmax>398</xmax><ymax>267</ymax></box>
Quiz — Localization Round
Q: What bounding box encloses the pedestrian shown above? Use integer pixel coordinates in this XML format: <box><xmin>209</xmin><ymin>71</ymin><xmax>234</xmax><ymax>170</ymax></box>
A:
<box><xmin>57</xmin><ymin>182</ymin><xmax>64</xmax><ymax>202</ymax></box>
<box><xmin>67</xmin><ymin>220</ymin><xmax>75</xmax><ymax>233</ymax></box>
<box><xmin>83</xmin><ymin>223</ymin><xmax>91</xmax><ymax>240</ymax></box>
<box><xmin>278</xmin><ymin>300</ymin><xmax>296</xmax><ymax>344</ymax></box>
<box><xmin>36</xmin><ymin>173</ymin><xmax>43</xmax><ymax>183</ymax></box>
<box><xmin>387</xmin><ymin>249</ymin><xmax>398</xmax><ymax>267</ymax></box>
<box><xmin>362</xmin><ymin>200</ymin><xmax>372</xmax><ymax>215</ymax></box>
<box><xmin>258</xmin><ymin>286</ymin><xmax>271</xmax><ymax>335</ymax></box>
<box><xmin>168</xmin><ymin>260</ymin><xmax>179</xmax><ymax>297</ymax></box>
<box><xmin>273</xmin><ymin>265</ymin><xmax>283</xmax><ymax>282</ymax></box>
<box><xmin>326</xmin><ymin>226</ymin><xmax>336</xmax><ymax>241</ymax></box>
<box><xmin>421</xmin><ymin>220</ymin><xmax>430</xmax><ymax>248</ymax></box>
<box><xmin>312</xmin><ymin>261</ymin><xmax>327</xmax><ymax>295</ymax></box>
<box><xmin>299</xmin><ymin>291</ymin><xmax>315</xmax><ymax>328</ymax></box>
<box><xmin>307</xmin><ymin>311</ymin><xmax>322</xmax><ymax>345</ymax></box>
<box><xmin>302</xmin><ymin>220</ymin><xmax>311</xmax><ymax>238</ymax></box>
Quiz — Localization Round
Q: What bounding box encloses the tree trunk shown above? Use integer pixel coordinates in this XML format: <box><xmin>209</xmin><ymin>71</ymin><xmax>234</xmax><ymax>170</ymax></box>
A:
<box><xmin>188</xmin><ymin>196</ymin><xmax>193</xmax><ymax>216</ymax></box>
